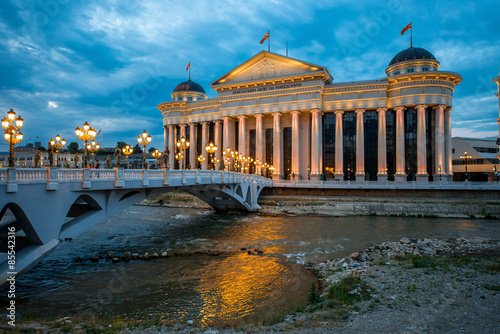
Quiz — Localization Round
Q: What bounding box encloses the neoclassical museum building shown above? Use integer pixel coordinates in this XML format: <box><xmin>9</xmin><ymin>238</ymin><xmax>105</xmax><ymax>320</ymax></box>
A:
<box><xmin>158</xmin><ymin>46</ymin><xmax>461</xmax><ymax>182</ymax></box>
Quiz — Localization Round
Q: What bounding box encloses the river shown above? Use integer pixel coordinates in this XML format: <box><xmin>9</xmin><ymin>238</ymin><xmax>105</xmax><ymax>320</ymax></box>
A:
<box><xmin>1</xmin><ymin>206</ymin><xmax>498</xmax><ymax>326</ymax></box>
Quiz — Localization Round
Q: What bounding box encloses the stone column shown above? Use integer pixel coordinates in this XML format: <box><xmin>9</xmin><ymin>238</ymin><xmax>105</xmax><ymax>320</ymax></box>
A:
<box><xmin>189</xmin><ymin>124</ymin><xmax>196</xmax><ymax>170</ymax></box>
<box><xmin>310</xmin><ymin>109</ymin><xmax>323</xmax><ymax>181</ymax></box>
<box><xmin>168</xmin><ymin>125</ymin><xmax>175</xmax><ymax>169</ymax></box>
<box><xmin>377</xmin><ymin>108</ymin><xmax>388</xmax><ymax>181</ymax></box>
<box><xmin>444</xmin><ymin>107</ymin><xmax>453</xmax><ymax>181</ymax></box>
<box><xmin>434</xmin><ymin>105</ymin><xmax>445</xmax><ymax>181</ymax></box>
<box><xmin>291</xmin><ymin>111</ymin><xmax>301</xmax><ymax>179</ymax></box>
<box><xmin>163</xmin><ymin>126</ymin><xmax>168</xmax><ymax>151</ymax></box>
<box><xmin>334</xmin><ymin>110</ymin><xmax>344</xmax><ymax>180</ymax></box>
<box><xmin>355</xmin><ymin>109</ymin><xmax>365</xmax><ymax>182</ymax></box>
<box><xmin>214</xmin><ymin>120</ymin><xmax>222</xmax><ymax>170</ymax></box>
<box><xmin>272</xmin><ymin>112</ymin><xmax>283</xmax><ymax>179</ymax></box>
<box><xmin>395</xmin><ymin>106</ymin><xmax>406</xmax><ymax>181</ymax></box>
<box><xmin>179</xmin><ymin>124</ymin><xmax>187</xmax><ymax>169</ymax></box>
<box><xmin>255</xmin><ymin>114</ymin><xmax>265</xmax><ymax>175</ymax></box>
<box><xmin>238</xmin><ymin>115</ymin><xmax>247</xmax><ymax>156</ymax></box>
<box><xmin>223</xmin><ymin>117</ymin><xmax>231</xmax><ymax>151</ymax></box>
<box><xmin>416</xmin><ymin>105</ymin><xmax>428</xmax><ymax>182</ymax></box>
<box><xmin>180</xmin><ymin>124</ymin><xmax>187</xmax><ymax>138</ymax></box>
<box><xmin>201</xmin><ymin>122</ymin><xmax>208</xmax><ymax>170</ymax></box>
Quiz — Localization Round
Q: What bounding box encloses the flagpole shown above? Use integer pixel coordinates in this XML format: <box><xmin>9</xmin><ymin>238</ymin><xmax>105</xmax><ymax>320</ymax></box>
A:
<box><xmin>286</xmin><ymin>41</ymin><xmax>288</xmax><ymax>57</ymax></box>
<box><xmin>410</xmin><ymin>21</ymin><xmax>413</xmax><ymax>48</ymax></box>
<box><xmin>268</xmin><ymin>30</ymin><xmax>270</xmax><ymax>52</ymax></box>
<box><xmin>189</xmin><ymin>61</ymin><xmax>191</xmax><ymax>80</ymax></box>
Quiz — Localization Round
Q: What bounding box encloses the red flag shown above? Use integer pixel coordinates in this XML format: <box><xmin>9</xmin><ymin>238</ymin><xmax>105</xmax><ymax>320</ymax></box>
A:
<box><xmin>260</xmin><ymin>31</ymin><xmax>269</xmax><ymax>44</ymax></box>
<box><xmin>186</xmin><ymin>62</ymin><xmax>191</xmax><ymax>71</ymax></box>
<box><xmin>401</xmin><ymin>22</ymin><xmax>412</xmax><ymax>35</ymax></box>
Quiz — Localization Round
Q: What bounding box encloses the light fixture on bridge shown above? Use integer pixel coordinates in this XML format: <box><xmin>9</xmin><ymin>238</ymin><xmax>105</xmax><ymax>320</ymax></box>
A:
<box><xmin>121</xmin><ymin>144</ymin><xmax>134</xmax><ymax>169</ymax></box>
<box><xmin>2</xmin><ymin>109</ymin><xmax>24</xmax><ymax>168</ymax></box>
<box><xmin>176</xmin><ymin>136</ymin><xmax>189</xmax><ymax>170</ymax></box>
<box><xmin>137</xmin><ymin>130</ymin><xmax>152</xmax><ymax>169</ymax></box>
<box><xmin>49</xmin><ymin>134</ymin><xmax>66</xmax><ymax>167</ymax></box>
<box><xmin>205</xmin><ymin>142</ymin><xmax>217</xmax><ymax>170</ymax></box>
<box><xmin>151</xmin><ymin>148</ymin><xmax>163</xmax><ymax>169</ymax></box>
<box><xmin>86</xmin><ymin>140</ymin><xmax>100</xmax><ymax>168</ymax></box>
<box><xmin>75</xmin><ymin>122</ymin><xmax>96</xmax><ymax>168</ymax></box>
<box><xmin>460</xmin><ymin>151</ymin><xmax>472</xmax><ymax>181</ymax></box>
<box><xmin>197</xmin><ymin>154</ymin><xmax>205</xmax><ymax>169</ymax></box>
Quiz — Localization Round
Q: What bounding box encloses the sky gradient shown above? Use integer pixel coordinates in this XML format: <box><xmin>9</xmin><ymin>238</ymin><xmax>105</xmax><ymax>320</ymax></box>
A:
<box><xmin>1</xmin><ymin>0</ymin><xmax>499</xmax><ymax>150</ymax></box>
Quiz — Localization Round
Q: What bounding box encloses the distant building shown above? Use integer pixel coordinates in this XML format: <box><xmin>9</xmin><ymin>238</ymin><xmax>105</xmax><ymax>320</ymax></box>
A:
<box><xmin>452</xmin><ymin>137</ymin><xmax>499</xmax><ymax>181</ymax></box>
<box><xmin>493</xmin><ymin>71</ymin><xmax>500</xmax><ymax>161</ymax></box>
<box><xmin>0</xmin><ymin>146</ymin><xmax>82</xmax><ymax>168</ymax></box>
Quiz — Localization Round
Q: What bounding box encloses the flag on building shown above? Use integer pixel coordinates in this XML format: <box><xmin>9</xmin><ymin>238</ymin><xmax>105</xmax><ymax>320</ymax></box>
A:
<box><xmin>401</xmin><ymin>22</ymin><xmax>412</xmax><ymax>35</ymax></box>
<box><xmin>260</xmin><ymin>31</ymin><xmax>269</xmax><ymax>44</ymax></box>
<box><xmin>186</xmin><ymin>62</ymin><xmax>191</xmax><ymax>71</ymax></box>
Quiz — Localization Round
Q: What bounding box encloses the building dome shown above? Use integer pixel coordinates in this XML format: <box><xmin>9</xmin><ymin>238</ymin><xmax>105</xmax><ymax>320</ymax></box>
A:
<box><xmin>173</xmin><ymin>80</ymin><xmax>206</xmax><ymax>94</ymax></box>
<box><xmin>389</xmin><ymin>47</ymin><xmax>436</xmax><ymax>66</ymax></box>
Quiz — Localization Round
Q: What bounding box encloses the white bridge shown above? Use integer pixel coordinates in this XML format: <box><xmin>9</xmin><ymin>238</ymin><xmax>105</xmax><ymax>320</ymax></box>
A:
<box><xmin>0</xmin><ymin>167</ymin><xmax>272</xmax><ymax>284</ymax></box>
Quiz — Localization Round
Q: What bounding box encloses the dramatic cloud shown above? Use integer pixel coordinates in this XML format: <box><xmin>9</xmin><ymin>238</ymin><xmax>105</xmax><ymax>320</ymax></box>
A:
<box><xmin>0</xmin><ymin>0</ymin><xmax>498</xmax><ymax>151</ymax></box>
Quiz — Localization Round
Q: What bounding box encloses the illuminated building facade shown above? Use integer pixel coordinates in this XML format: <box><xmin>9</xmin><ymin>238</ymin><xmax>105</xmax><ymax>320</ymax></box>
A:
<box><xmin>158</xmin><ymin>47</ymin><xmax>461</xmax><ymax>182</ymax></box>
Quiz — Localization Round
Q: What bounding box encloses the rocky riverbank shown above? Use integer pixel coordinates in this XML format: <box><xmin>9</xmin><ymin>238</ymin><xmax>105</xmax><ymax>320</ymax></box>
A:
<box><xmin>4</xmin><ymin>237</ymin><xmax>498</xmax><ymax>333</ymax></box>
<box><xmin>139</xmin><ymin>191</ymin><xmax>500</xmax><ymax>219</ymax></box>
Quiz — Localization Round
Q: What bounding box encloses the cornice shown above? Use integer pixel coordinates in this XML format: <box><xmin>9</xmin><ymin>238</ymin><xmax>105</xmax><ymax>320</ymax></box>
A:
<box><xmin>324</xmin><ymin>83</ymin><xmax>388</xmax><ymax>93</ymax></box>
<box><xmin>219</xmin><ymin>85</ymin><xmax>323</xmax><ymax>100</ymax></box>
<box><xmin>388</xmin><ymin>79</ymin><xmax>455</xmax><ymax>90</ymax></box>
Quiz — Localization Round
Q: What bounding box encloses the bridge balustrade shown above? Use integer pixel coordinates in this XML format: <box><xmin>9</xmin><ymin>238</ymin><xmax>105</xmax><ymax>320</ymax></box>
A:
<box><xmin>15</xmin><ymin>168</ymin><xmax>47</xmax><ymax>183</ymax></box>
<box><xmin>58</xmin><ymin>169</ymin><xmax>83</xmax><ymax>181</ymax></box>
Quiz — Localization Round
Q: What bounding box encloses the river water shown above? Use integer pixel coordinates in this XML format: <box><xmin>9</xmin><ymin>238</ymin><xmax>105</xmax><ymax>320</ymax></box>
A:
<box><xmin>1</xmin><ymin>206</ymin><xmax>499</xmax><ymax>325</ymax></box>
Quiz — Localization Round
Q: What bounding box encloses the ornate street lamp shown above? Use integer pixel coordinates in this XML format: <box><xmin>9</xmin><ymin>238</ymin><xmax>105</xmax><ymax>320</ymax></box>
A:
<box><xmin>151</xmin><ymin>148</ymin><xmax>162</xmax><ymax>169</ymax></box>
<box><xmin>122</xmin><ymin>144</ymin><xmax>134</xmax><ymax>169</ymax></box>
<box><xmin>438</xmin><ymin>165</ymin><xmax>442</xmax><ymax>183</ymax></box>
<box><xmin>269</xmin><ymin>165</ymin><xmax>275</xmax><ymax>177</ymax></box>
<box><xmin>2</xmin><ymin>109</ymin><xmax>24</xmax><ymax>167</ymax></box>
<box><xmin>137</xmin><ymin>130</ymin><xmax>152</xmax><ymax>169</ymax></box>
<box><xmin>176</xmin><ymin>136</ymin><xmax>189</xmax><ymax>170</ymax></box>
<box><xmin>86</xmin><ymin>140</ymin><xmax>100</xmax><ymax>168</ymax></box>
<box><xmin>175</xmin><ymin>152</ymin><xmax>184</xmax><ymax>168</ymax></box>
<box><xmin>223</xmin><ymin>147</ymin><xmax>232</xmax><ymax>171</ymax></box>
<box><xmin>205</xmin><ymin>141</ymin><xmax>217</xmax><ymax>170</ymax></box>
<box><xmin>75</xmin><ymin>122</ymin><xmax>96</xmax><ymax>168</ymax></box>
<box><xmin>460</xmin><ymin>151</ymin><xmax>472</xmax><ymax>181</ymax></box>
<box><xmin>50</xmin><ymin>134</ymin><xmax>66</xmax><ymax>167</ymax></box>
<box><xmin>197</xmin><ymin>154</ymin><xmax>205</xmax><ymax>169</ymax></box>
<box><xmin>263</xmin><ymin>162</ymin><xmax>269</xmax><ymax>178</ymax></box>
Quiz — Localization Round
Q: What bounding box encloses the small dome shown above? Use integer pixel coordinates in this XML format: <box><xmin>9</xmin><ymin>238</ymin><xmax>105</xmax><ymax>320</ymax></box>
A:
<box><xmin>15</xmin><ymin>146</ymin><xmax>39</xmax><ymax>153</ymax></box>
<box><xmin>173</xmin><ymin>80</ymin><xmax>206</xmax><ymax>94</ymax></box>
<box><xmin>389</xmin><ymin>47</ymin><xmax>436</xmax><ymax>66</ymax></box>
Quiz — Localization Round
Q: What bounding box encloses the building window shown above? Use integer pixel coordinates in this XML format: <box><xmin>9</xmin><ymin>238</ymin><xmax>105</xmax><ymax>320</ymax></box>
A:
<box><xmin>323</xmin><ymin>113</ymin><xmax>336</xmax><ymax>180</ymax></box>
<box><xmin>364</xmin><ymin>111</ymin><xmax>378</xmax><ymax>181</ymax></box>
<box><xmin>394</xmin><ymin>71</ymin><xmax>400</xmax><ymax>75</ymax></box>
<box><xmin>452</xmin><ymin>149</ymin><xmax>455</xmax><ymax>153</ymax></box>
<box><xmin>343</xmin><ymin>112</ymin><xmax>356</xmax><ymax>181</ymax></box>
<box><xmin>187</xmin><ymin>97</ymin><xmax>193</xmax><ymax>101</ymax></box>
<box><xmin>265</xmin><ymin>128</ymin><xmax>273</xmax><ymax>168</ymax></box>
<box><xmin>407</xmin><ymin>68</ymin><xmax>414</xmax><ymax>73</ymax></box>
<box><xmin>283</xmin><ymin>127</ymin><xmax>292</xmax><ymax>179</ymax></box>
<box><xmin>422</xmin><ymin>67</ymin><xmax>428</xmax><ymax>71</ymax></box>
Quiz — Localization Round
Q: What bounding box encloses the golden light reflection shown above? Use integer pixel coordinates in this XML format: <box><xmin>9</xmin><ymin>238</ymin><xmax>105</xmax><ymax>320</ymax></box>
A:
<box><xmin>194</xmin><ymin>217</ymin><xmax>314</xmax><ymax>326</ymax></box>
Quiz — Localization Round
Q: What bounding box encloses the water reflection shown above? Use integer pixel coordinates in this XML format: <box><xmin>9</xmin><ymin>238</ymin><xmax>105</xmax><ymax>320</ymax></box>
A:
<box><xmin>0</xmin><ymin>206</ymin><xmax>498</xmax><ymax>325</ymax></box>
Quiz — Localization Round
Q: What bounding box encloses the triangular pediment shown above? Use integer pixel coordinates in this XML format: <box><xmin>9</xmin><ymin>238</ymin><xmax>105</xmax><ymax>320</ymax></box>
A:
<box><xmin>211</xmin><ymin>51</ymin><xmax>332</xmax><ymax>88</ymax></box>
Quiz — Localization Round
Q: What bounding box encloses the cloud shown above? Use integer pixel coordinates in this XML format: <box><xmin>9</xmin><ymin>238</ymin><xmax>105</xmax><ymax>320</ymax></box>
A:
<box><xmin>48</xmin><ymin>101</ymin><xmax>58</xmax><ymax>108</ymax></box>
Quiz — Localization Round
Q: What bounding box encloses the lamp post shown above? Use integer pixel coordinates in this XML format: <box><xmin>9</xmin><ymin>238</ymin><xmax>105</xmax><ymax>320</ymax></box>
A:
<box><xmin>460</xmin><ymin>151</ymin><xmax>472</xmax><ymax>181</ymax></box>
<box><xmin>176</xmin><ymin>136</ymin><xmax>190</xmax><ymax>170</ymax></box>
<box><xmin>438</xmin><ymin>165</ymin><xmax>442</xmax><ymax>183</ymax></box>
<box><xmin>86</xmin><ymin>140</ymin><xmax>100</xmax><ymax>168</ymax></box>
<box><xmin>205</xmin><ymin>141</ymin><xmax>217</xmax><ymax>170</ymax></box>
<box><xmin>50</xmin><ymin>134</ymin><xmax>66</xmax><ymax>167</ymax></box>
<box><xmin>175</xmin><ymin>152</ymin><xmax>184</xmax><ymax>168</ymax></box>
<box><xmin>137</xmin><ymin>130</ymin><xmax>152</xmax><ymax>169</ymax></box>
<box><xmin>223</xmin><ymin>147</ymin><xmax>232</xmax><ymax>171</ymax></box>
<box><xmin>269</xmin><ymin>165</ymin><xmax>275</xmax><ymax>177</ymax></box>
<box><xmin>263</xmin><ymin>162</ymin><xmax>269</xmax><ymax>178</ymax></box>
<box><xmin>2</xmin><ymin>109</ymin><xmax>24</xmax><ymax>167</ymax></box>
<box><xmin>197</xmin><ymin>154</ymin><xmax>205</xmax><ymax>169</ymax></box>
<box><xmin>151</xmin><ymin>149</ymin><xmax>162</xmax><ymax>169</ymax></box>
<box><xmin>75</xmin><ymin>122</ymin><xmax>96</xmax><ymax>168</ymax></box>
<box><xmin>493</xmin><ymin>164</ymin><xmax>497</xmax><ymax>182</ymax></box>
<box><xmin>122</xmin><ymin>144</ymin><xmax>133</xmax><ymax>169</ymax></box>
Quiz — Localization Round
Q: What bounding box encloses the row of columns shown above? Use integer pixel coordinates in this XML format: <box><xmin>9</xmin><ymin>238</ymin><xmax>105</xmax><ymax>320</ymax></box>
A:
<box><xmin>165</xmin><ymin>104</ymin><xmax>452</xmax><ymax>181</ymax></box>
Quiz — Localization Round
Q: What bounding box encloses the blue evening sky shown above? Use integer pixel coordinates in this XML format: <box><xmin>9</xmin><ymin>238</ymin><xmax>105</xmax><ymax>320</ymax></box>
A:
<box><xmin>0</xmin><ymin>0</ymin><xmax>499</xmax><ymax>150</ymax></box>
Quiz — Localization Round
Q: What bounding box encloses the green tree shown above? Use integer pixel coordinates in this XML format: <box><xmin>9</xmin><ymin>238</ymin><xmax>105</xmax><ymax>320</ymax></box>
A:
<box><xmin>133</xmin><ymin>144</ymin><xmax>143</xmax><ymax>154</ymax></box>
<box><xmin>67</xmin><ymin>142</ymin><xmax>79</xmax><ymax>154</ymax></box>
<box><xmin>148</xmin><ymin>147</ymin><xmax>156</xmax><ymax>153</ymax></box>
<box><xmin>116</xmin><ymin>141</ymin><xmax>127</xmax><ymax>149</ymax></box>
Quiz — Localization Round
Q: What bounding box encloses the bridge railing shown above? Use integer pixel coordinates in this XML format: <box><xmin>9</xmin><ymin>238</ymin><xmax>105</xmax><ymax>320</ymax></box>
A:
<box><xmin>0</xmin><ymin>167</ymin><xmax>273</xmax><ymax>192</ymax></box>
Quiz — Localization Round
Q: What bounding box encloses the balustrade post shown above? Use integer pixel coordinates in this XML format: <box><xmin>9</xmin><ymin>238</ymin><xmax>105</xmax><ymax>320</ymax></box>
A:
<box><xmin>44</xmin><ymin>166</ymin><xmax>59</xmax><ymax>191</ymax></box>
<box><xmin>142</xmin><ymin>169</ymin><xmax>149</xmax><ymax>187</ymax></box>
<box><xmin>6</xmin><ymin>167</ymin><xmax>18</xmax><ymax>193</ymax></box>
<box><xmin>210</xmin><ymin>170</ymin><xmax>214</xmax><ymax>183</ymax></box>
<box><xmin>114</xmin><ymin>167</ymin><xmax>124</xmax><ymax>188</ymax></box>
<box><xmin>195</xmin><ymin>169</ymin><xmax>200</xmax><ymax>184</ymax></box>
<box><xmin>82</xmin><ymin>169</ymin><xmax>91</xmax><ymax>189</ymax></box>
<box><xmin>181</xmin><ymin>169</ymin><xmax>186</xmax><ymax>185</ymax></box>
<box><xmin>164</xmin><ymin>168</ymin><xmax>170</xmax><ymax>185</ymax></box>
